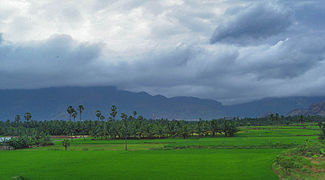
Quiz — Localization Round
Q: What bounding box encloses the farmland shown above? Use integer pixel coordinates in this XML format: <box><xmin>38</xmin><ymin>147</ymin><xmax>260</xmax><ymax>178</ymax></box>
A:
<box><xmin>0</xmin><ymin>125</ymin><xmax>321</xmax><ymax>180</ymax></box>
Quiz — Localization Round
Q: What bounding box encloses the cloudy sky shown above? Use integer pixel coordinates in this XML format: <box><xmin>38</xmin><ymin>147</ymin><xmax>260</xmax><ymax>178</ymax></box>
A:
<box><xmin>0</xmin><ymin>0</ymin><xmax>324</xmax><ymax>104</ymax></box>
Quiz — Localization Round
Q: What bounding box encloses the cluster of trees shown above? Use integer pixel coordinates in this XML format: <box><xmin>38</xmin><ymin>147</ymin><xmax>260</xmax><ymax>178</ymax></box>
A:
<box><xmin>66</xmin><ymin>105</ymin><xmax>84</xmax><ymax>121</ymax></box>
<box><xmin>236</xmin><ymin>114</ymin><xmax>323</xmax><ymax>126</ymax></box>
<box><xmin>13</xmin><ymin>112</ymin><xmax>32</xmax><ymax>124</ymax></box>
<box><xmin>0</xmin><ymin>106</ymin><xmax>239</xmax><ymax>139</ymax></box>
<box><xmin>1</xmin><ymin>130</ymin><xmax>53</xmax><ymax>149</ymax></box>
<box><xmin>4</xmin><ymin>105</ymin><xmax>325</xmax><ymax>143</ymax></box>
<box><xmin>1</xmin><ymin>112</ymin><xmax>52</xmax><ymax>149</ymax></box>
<box><xmin>0</xmin><ymin>118</ymin><xmax>239</xmax><ymax>139</ymax></box>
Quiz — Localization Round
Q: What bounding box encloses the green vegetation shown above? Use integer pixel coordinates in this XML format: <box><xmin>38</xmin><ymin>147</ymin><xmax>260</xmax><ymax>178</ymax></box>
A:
<box><xmin>319</xmin><ymin>122</ymin><xmax>325</xmax><ymax>140</ymax></box>
<box><xmin>1</xmin><ymin>123</ymin><xmax>323</xmax><ymax>179</ymax></box>
<box><xmin>3</xmin><ymin>132</ymin><xmax>52</xmax><ymax>149</ymax></box>
<box><xmin>0</xmin><ymin>149</ymin><xmax>281</xmax><ymax>180</ymax></box>
<box><xmin>1</xmin><ymin>106</ymin><xmax>325</xmax><ymax>179</ymax></box>
<box><xmin>62</xmin><ymin>139</ymin><xmax>70</xmax><ymax>151</ymax></box>
<box><xmin>0</xmin><ymin>115</ymin><xmax>240</xmax><ymax>142</ymax></box>
<box><xmin>273</xmin><ymin>140</ymin><xmax>325</xmax><ymax>179</ymax></box>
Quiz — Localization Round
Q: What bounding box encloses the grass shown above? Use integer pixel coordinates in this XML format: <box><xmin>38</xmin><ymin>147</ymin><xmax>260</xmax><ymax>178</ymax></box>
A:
<box><xmin>272</xmin><ymin>141</ymin><xmax>325</xmax><ymax>179</ymax></box>
<box><xmin>21</xmin><ymin>135</ymin><xmax>318</xmax><ymax>151</ymax></box>
<box><xmin>0</xmin><ymin>124</ymin><xmax>323</xmax><ymax>180</ymax></box>
<box><xmin>0</xmin><ymin>149</ymin><xmax>281</xmax><ymax>180</ymax></box>
<box><xmin>238</xmin><ymin>127</ymin><xmax>320</xmax><ymax>137</ymax></box>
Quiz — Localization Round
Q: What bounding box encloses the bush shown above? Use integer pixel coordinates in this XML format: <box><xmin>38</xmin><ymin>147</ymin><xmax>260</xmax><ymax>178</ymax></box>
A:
<box><xmin>6</xmin><ymin>132</ymin><xmax>53</xmax><ymax>149</ymax></box>
<box><xmin>291</xmin><ymin>140</ymin><xmax>325</xmax><ymax>157</ymax></box>
<box><xmin>62</xmin><ymin>139</ymin><xmax>70</xmax><ymax>151</ymax></box>
<box><xmin>318</xmin><ymin>122</ymin><xmax>325</xmax><ymax>140</ymax></box>
<box><xmin>222</xmin><ymin>120</ymin><xmax>239</xmax><ymax>137</ymax></box>
<box><xmin>274</xmin><ymin>154</ymin><xmax>310</xmax><ymax>176</ymax></box>
<box><xmin>7</xmin><ymin>136</ymin><xmax>31</xmax><ymax>149</ymax></box>
<box><xmin>273</xmin><ymin>140</ymin><xmax>325</xmax><ymax>178</ymax></box>
<box><xmin>274</xmin><ymin>155</ymin><xmax>295</xmax><ymax>173</ymax></box>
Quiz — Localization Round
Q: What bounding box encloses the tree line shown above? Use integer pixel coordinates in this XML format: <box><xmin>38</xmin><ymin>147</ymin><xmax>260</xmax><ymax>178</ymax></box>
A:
<box><xmin>1</xmin><ymin>105</ymin><xmax>239</xmax><ymax>140</ymax></box>
<box><xmin>2</xmin><ymin>105</ymin><xmax>324</xmax><ymax>142</ymax></box>
<box><xmin>235</xmin><ymin>114</ymin><xmax>324</xmax><ymax>126</ymax></box>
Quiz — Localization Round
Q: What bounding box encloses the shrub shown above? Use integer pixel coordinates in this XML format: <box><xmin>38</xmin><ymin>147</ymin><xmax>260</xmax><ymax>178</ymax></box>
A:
<box><xmin>292</xmin><ymin>140</ymin><xmax>325</xmax><ymax>157</ymax></box>
<box><xmin>222</xmin><ymin>120</ymin><xmax>239</xmax><ymax>137</ymax></box>
<box><xmin>7</xmin><ymin>136</ymin><xmax>31</xmax><ymax>149</ymax></box>
<box><xmin>6</xmin><ymin>132</ymin><xmax>53</xmax><ymax>149</ymax></box>
<box><xmin>62</xmin><ymin>139</ymin><xmax>70</xmax><ymax>151</ymax></box>
<box><xmin>274</xmin><ymin>154</ymin><xmax>309</xmax><ymax>175</ymax></box>
<box><xmin>318</xmin><ymin>122</ymin><xmax>325</xmax><ymax>140</ymax></box>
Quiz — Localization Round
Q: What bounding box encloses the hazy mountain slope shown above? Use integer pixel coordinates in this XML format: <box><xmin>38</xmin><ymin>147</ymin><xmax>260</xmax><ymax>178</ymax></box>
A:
<box><xmin>288</xmin><ymin>102</ymin><xmax>325</xmax><ymax>116</ymax></box>
<box><xmin>223</xmin><ymin>97</ymin><xmax>325</xmax><ymax>117</ymax></box>
<box><xmin>0</xmin><ymin>86</ymin><xmax>223</xmax><ymax>120</ymax></box>
<box><xmin>1</xmin><ymin>86</ymin><xmax>325</xmax><ymax>120</ymax></box>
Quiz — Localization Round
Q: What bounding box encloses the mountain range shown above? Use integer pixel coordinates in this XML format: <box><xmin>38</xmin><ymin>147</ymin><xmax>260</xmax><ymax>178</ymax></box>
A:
<box><xmin>1</xmin><ymin>86</ymin><xmax>325</xmax><ymax>121</ymax></box>
<box><xmin>289</xmin><ymin>102</ymin><xmax>325</xmax><ymax>116</ymax></box>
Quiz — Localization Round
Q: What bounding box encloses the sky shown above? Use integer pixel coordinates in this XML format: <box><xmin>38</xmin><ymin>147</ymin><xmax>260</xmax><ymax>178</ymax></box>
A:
<box><xmin>0</xmin><ymin>0</ymin><xmax>325</xmax><ymax>105</ymax></box>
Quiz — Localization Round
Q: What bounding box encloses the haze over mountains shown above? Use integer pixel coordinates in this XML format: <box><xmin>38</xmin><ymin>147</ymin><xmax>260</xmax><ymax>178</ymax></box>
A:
<box><xmin>289</xmin><ymin>102</ymin><xmax>325</xmax><ymax>117</ymax></box>
<box><xmin>1</xmin><ymin>86</ymin><xmax>325</xmax><ymax>121</ymax></box>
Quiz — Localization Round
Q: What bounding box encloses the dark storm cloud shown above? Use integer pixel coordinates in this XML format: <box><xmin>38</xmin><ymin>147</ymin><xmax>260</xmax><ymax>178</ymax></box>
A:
<box><xmin>0</xmin><ymin>34</ymin><xmax>102</xmax><ymax>88</ymax></box>
<box><xmin>293</xmin><ymin>2</ymin><xmax>325</xmax><ymax>29</ymax></box>
<box><xmin>1</xmin><ymin>0</ymin><xmax>325</xmax><ymax>104</ymax></box>
<box><xmin>210</xmin><ymin>2</ymin><xmax>294</xmax><ymax>45</ymax></box>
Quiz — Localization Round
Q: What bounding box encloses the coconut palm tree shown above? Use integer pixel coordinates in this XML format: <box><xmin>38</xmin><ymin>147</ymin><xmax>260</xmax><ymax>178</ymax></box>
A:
<box><xmin>78</xmin><ymin>105</ymin><xmax>84</xmax><ymax>121</ymax></box>
<box><xmin>210</xmin><ymin>119</ymin><xmax>219</xmax><ymax>136</ymax></box>
<box><xmin>299</xmin><ymin>115</ymin><xmax>304</xmax><ymax>124</ymax></box>
<box><xmin>24</xmin><ymin>112</ymin><xmax>32</xmax><ymax>122</ymax></box>
<box><xmin>96</xmin><ymin>110</ymin><xmax>101</xmax><ymax>121</ymax></box>
<box><xmin>121</xmin><ymin>113</ymin><xmax>128</xmax><ymax>151</ymax></box>
<box><xmin>72</xmin><ymin>111</ymin><xmax>77</xmax><ymax>121</ymax></box>
<box><xmin>67</xmin><ymin>106</ymin><xmax>74</xmax><ymax>121</ymax></box>
<box><xmin>109</xmin><ymin>105</ymin><xmax>117</xmax><ymax>121</ymax></box>
<box><xmin>24</xmin><ymin>112</ymin><xmax>32</xmax><ymax>136</ymax></box>
<box><xmin>275</xmin><ymin>113</ymin><xmax>279</xmax><ymax>126</ymax></box>
<box><xmin>269</xmin><ymin>113</ymin><xmax>275</xmax><ymax>127</ymax></box>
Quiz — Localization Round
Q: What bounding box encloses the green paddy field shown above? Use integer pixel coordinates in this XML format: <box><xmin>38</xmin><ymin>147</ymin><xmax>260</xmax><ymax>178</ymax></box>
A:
<box><xmin>0</xmin><ymin>124</ymin><xmax>321</xmax><ymax>180</ymax></box>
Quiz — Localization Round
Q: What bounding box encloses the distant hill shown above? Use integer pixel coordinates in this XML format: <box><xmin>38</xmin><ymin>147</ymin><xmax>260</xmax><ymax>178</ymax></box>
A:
<box><xmin>0</xmin><ymin>86</ymin><xmax>223</xmax><ymax>120</ymax></box>
<box><xmin>1</xmin><ymin>86</ymin><xmax>325</xmax><ymax>120</ymax></box>
<box><xmin>223</xmin><ymin>97</ymin><xmax>325</xmax><ymax>117</ymax></box>
<box><xmin>288</xmin><ymin>102</ymin><xmax>325</xmax><ymax>116</ymax></box>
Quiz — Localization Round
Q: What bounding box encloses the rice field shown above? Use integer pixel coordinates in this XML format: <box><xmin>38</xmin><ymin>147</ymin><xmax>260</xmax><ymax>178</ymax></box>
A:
<box><xmin>0</xmin><ymin>125</ymin><xmax>321</xmax><ymax>180</ymax></box>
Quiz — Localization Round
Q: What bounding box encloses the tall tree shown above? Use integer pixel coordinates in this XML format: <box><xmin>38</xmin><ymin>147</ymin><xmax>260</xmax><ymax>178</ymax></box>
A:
<box><xmin>197</xmin><ymin>118</ymin><xmax>203</xmax><ymax>138</ymax></box>
<box><xmin>269</xmin><ymin>113</ymin><xmax>274</xmax><ymax>126</ymax></box>
<box><xmin>15</xmin><ymin>115</ymin><xmax>21</xmax><ymax>123</ymax></box>
<box><xmin>24</xmin><ymin>112</ymin><xmax>32</xmax><ymax>122</ymax></box>
<box><xmin>210</xmin><ymin>119</ymin><xmax>219</xmax><ymax>136</ymax></box>
<box><xmin>67</xmin><ymin>106</ymin><xmax>74</xmax><ymax>121</ymax></box>
<box><xmin>121</xmin><ymin>113</ymin><xmax>128</xmax><ymax>151</ymax></box>
<box><xmin>275</xmin><ymin>113</ymin><xmax>279</xmax><ymax>126</ymax></box>
<box><xmin>78</xmin><ymin>105</ymin><xmax>85</xmax><ymax>121</ymax></box>
<box><xmin>280</xmin><ymin>115</ymin><xmax>285</xmax><ymax>124</ymax></box>
<box><xmin>96</xmin><ymin>110</ymin><xmax>101</xmax><ymax>121</ymax></box>
<box><xmin>109</xmin><ymin>105</ymin><xmax>117</xmax><ymax>121</ymax></box>
<box><xmin>72</xmin><ymin>111</ymin><xmax>77</xmax><ymax>121</ymax></box>
<box><xmin>299</xmin><ymin>115</ymin><xmax>304</xmax><ymax>124</ymax></box>
<box><xmin>24</xmin><ymin>112</ymin><xmax>32</xmax><ymax>136</ymax></box>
